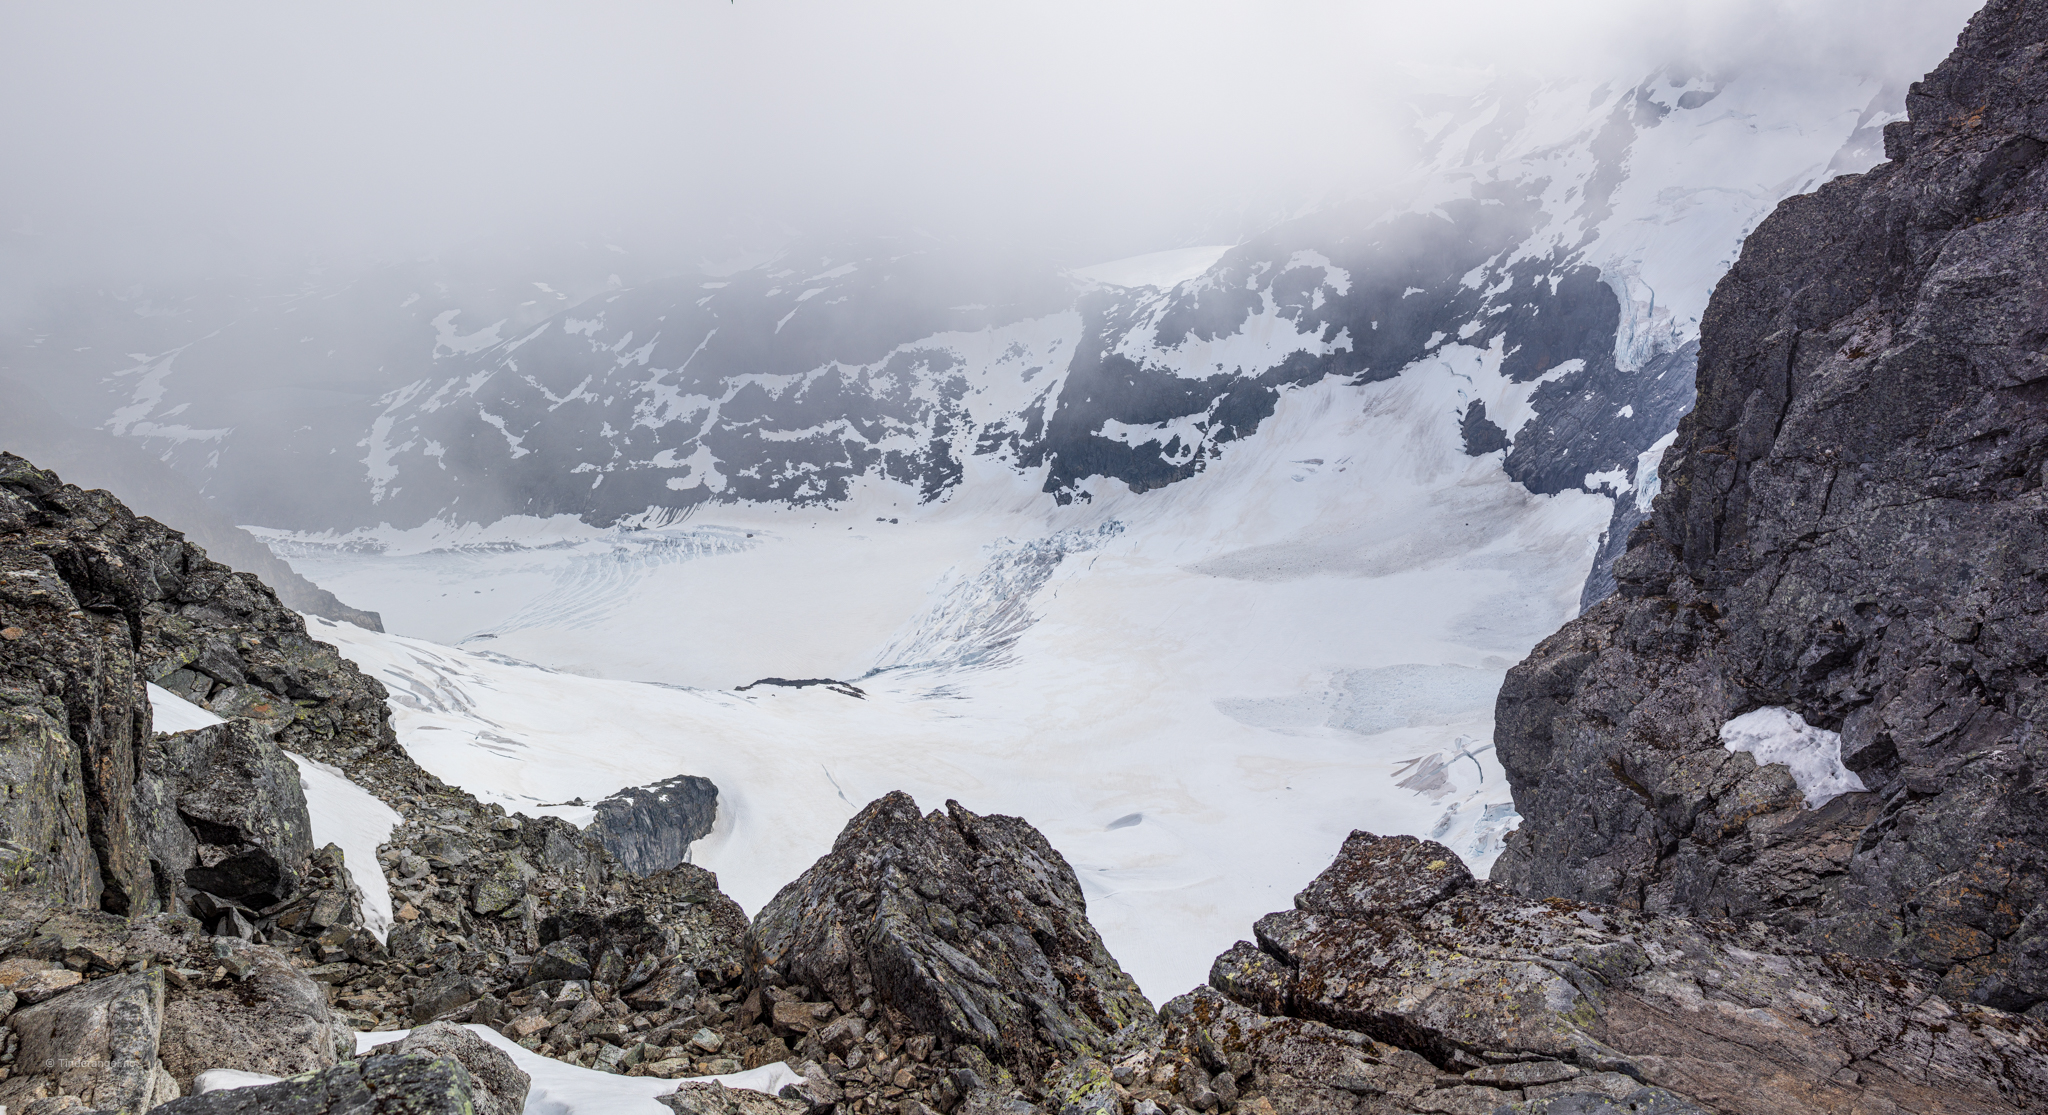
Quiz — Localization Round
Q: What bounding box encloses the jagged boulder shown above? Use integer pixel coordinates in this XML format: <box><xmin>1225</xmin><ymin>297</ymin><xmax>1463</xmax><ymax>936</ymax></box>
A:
<box><xmin>1</xmin><ymin>968</ymin><xmax>177</xmax><ymax>1113</ymax></box>
<box><xmin>148</xmin><ymin>1053</ymin><xmax>476</xmax><ymax>1114</ymax></box>
<box><xmin>1166</xmin><ymin>831</ymin><xmax>2048</xmax><ymax>1114</ymax></box>
<box><xmin>366</xmin><ymin>1023</ymin><xmax>530</xmax><ymax>1115</ymax></box>
<box><xmin>751</xmin><ymin>792</ymin><xmax>1157</xmax><ymax>1086</ymax></box>
<box><xmin>139</xmin><ymin>719</ymin><xmax>314</xmax><ymax>918</ymax></box>
<box><xmin>589</xmin><ymin>773</ymin><xmax>720</xmax><ymax>877</ymax></box>
<box><xmin>1491</xmin><ymin>0</ymin><xmax>2048</xmax><ymax>1012</ymax></box>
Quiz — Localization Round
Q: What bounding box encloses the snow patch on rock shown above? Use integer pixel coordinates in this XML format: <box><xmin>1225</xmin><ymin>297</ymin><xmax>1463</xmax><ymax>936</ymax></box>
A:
<box><xmin>145</xmin><ymin>682</ymin><xmax>225</xmax><ymax>733</ymax></box>
<box><xmin>355</xmin><ymin>1025</ymin><xmax>801</xmax><ymax>1115</ymax></box>
<box><xmin>287</xmin><ymin>751</ymin><xmax>403</xmax><ymax>942</ymax></box>
<box><xmin>1720</xmin><ymin>706</ymin><xmax>1867</xmax><ymax>809</ymax></box>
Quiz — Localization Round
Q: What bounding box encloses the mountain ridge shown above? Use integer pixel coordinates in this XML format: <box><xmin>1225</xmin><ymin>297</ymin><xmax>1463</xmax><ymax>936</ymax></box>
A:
<box><xmin>1493</xmin><ymin>0</ymin><xmax>2048</xmax><ymax>1013</ymax></box>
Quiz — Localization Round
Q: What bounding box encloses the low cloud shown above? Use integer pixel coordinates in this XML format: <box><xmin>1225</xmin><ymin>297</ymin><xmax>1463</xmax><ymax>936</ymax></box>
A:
<box><xmin>0</xmin><ymin>0</ymin><xmax>1986</xmax><ymax>285</ymax></box>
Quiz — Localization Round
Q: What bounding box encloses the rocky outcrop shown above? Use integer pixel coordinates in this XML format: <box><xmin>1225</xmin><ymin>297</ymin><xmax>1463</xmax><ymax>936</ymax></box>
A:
<box><xmin>364</xmin><ymin>1023</ymin><xmax>530</xmax><ymax>1115</ymax></box>
<box><xmin>1160</xmin><ymin>831</ymin><xmax>2048</xmax><ymax>1115</ymax></box>
<box><xmin>752</xmin><ymin>792</ymin><xmax>1157</xmax><ymax>1093</ymax></box>
<box><xmin>0</xmin><ymin>451</ymin><xmax>388</xmax><ymax>918</ymax></box>
<box><xmin>1492</xmin><ymin>0</ymin><xmax>2048</xmax><ymax>1012</ymax></box>
<box><xmin>140</xmin><ymin>721</ymin><xmax>313</xmax><ymax>917</ymax></box>
<box><xmin>0</xmin><ymin>895</ymin><xmax>350</xmax><ymax>1111</ymax></box>
<box><xmin>0</xmin><ymin>452</ymin><xmax>779</xmax><ymax>1091</ymax></box>
<box><xmin>589</xmin><ymin>773</ymin><xmax>721</xmax><ymax>877</ymax></box>
<box><xmin>148</xmin><ymin>1053</ymin><xmax>476</xmax><ymax>1114</ymax></box>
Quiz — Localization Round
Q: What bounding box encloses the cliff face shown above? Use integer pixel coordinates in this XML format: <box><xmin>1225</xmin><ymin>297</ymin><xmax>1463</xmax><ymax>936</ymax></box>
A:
<box><xmin>0</xmin><ymin>452</ymin><xmax>387</xmax><ymax>914</ymax></box>
<box><xmin>1493</xmin><ymin>0</ymin><xmax>2048</xmax><ymax>1012</ymax></box>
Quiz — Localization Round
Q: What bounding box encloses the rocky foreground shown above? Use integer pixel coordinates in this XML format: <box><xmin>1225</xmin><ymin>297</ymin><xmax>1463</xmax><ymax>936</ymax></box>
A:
<box><xmin>1</xmin><ymin>430</ymin><xmax>2045</xmax><ymax>1115</ymax></box>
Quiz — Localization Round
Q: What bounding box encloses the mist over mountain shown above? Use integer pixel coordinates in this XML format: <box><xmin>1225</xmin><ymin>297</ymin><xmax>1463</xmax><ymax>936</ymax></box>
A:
<box><xmin>1</xmin><ymin>6</ymin><xmax>2034</xmax><ymax>1107</ymax></box>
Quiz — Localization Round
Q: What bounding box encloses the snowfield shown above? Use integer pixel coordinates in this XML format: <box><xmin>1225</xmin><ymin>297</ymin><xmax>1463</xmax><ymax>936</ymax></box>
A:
<box><xmin>286</xmin><ymin>352</ymin><xmax>1608</xmax><ymax>1003</ymax></box>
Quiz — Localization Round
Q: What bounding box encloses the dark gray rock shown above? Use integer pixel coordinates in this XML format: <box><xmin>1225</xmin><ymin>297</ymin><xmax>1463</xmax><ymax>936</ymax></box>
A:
<box><xmin>411</xmin><ymin>971</ymin><xmax>490</xmax><ymax>1024</ymax></box>
<box><xmin>148</xmin><ymin>1052</ymin><xmax>475</xmax><ymax>1114</ymax></box>
<box><xmin>750</xmin><ymin>792</ymin><xmax>1157</xmax><ymax>1086</ymax></box>
<box><xmin>1170</xmin><ymin>831</ymin><xmax>2048</xmax><ymax>1115</ymax></box>
<box><xmin>528</xmin><ymin>940</ymin><xmax>593</xmax><ymax>985</ymax></box>
<box><xmin>588</xmin><ymin>773</ymin><xmax>719</xmax><ymax>877</ymax></box>
<box><xmin>1491</xmin><ymin>0</ymin><xmax>2048</xmax><ymax>1012</ymax></box>
<box><xmin>143</xmin><ymin>719</ymin><xmax>314</xmax><ymax>914</ymax></box>
<box><xmin>657</xmin><ymin>1078</ymin><xmax>806</xmax><ymax>1114</ymax></box>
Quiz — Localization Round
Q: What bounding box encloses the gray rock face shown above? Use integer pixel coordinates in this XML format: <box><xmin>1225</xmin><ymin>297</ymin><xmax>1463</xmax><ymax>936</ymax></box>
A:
<box><xmin>751</xmin><ymin>792</ymin><xmax>1158</xmax><ymax>1085</ymax></box>
<box><xmin>367</xmin><ymin>1022</ymin><xmax>530</xmax><ymax>1115</ymax></box>
<box><xmin>1491</xmin><ymin>0</ymin><xmax>2048</xmax><ymax>1012</ymax></box>
<box><xmin>155</xmin><ymin>935</ymin><xmax>349</xmax><ymax>1092</ymax></box>
<box><xmin>147</xmin><ymin>1053</ymin><xmax>475</xmax><ymax>1114</ymax></box>
<box><xmin>1172</xmin><ymin>831</ymin><xmax>2048</xmax><ymax>1115</ymax></box>
<box><xmin>0</xmin><ymin>463</ymin><xmax>157</xmax><ymax>914</ymax></box>
<box><xmin>0</xmin><ymin>451</ymin><xmax>394</xmax><ymax>919</ymax></box>
<box><xmin>588</xmin><ymin>773</ymin><xmax>720</xmax><ymax>877</ymax></box>
<box><xmin>142</xmin><ymin>720</ymin><xmax>314</xmax><ymax>914</ymax></box>
<box><xmin>6</xmin><ymin>968</ymin><xmax>166</xmax><ymax>1114</ymax></box>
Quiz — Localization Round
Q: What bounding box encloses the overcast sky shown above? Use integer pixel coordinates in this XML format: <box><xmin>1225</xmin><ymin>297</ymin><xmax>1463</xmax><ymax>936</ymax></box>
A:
<box><xmin>0</xmin><ymin>0</ymin><xmax>1985</xmax><ymax>282</ymax></box>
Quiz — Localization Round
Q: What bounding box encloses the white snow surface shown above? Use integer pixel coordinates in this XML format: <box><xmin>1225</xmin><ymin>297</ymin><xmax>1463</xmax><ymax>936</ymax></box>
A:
<box><xmin>1719</xmin><ymin>706</ymin><xmax>1869</xmax><ymax>809</ymax></box>
<box><xmin>289</xmin><ymin>348</ymin><xmax>1607</xmax><ymax>1002</ymax></box>
<box><xmin>353</xmin><ymin>1026</ymin><xmax>802</xmax><ymax>1115</ymax></box>
<box><xmin>287</xmin><ymin>752</ymin><xmax>403</xmax><ymax>942</ymax></box>
<box><xmin>145</xmin><ymin>682</ymin><xmax>225</xmax><ymax>733</ymax></box>
<box><xmin>194</xmin><ymin>1069</ymin><xmax>283</xmax><ymax>1093</ymax></box>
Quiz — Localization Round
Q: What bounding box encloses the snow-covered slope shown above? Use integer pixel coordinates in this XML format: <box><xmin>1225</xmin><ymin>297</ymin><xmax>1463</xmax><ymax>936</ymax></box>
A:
<box><xmin>291</xmin><ymin>347</ymin><xmax>1611</xmax><ymax>1001</ymax></box>
<box><xmin>281</xmin><ymin>67</ymin><xmax>1893</xmax><ymax>547</ymax></box>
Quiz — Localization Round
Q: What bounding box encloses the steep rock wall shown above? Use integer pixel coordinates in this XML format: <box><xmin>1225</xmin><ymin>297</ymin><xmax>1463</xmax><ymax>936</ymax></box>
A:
<box><xmin>1492</xmin><ymin>0</ymin><xmax>2048</xmax><ymax>1012</ymax></box>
